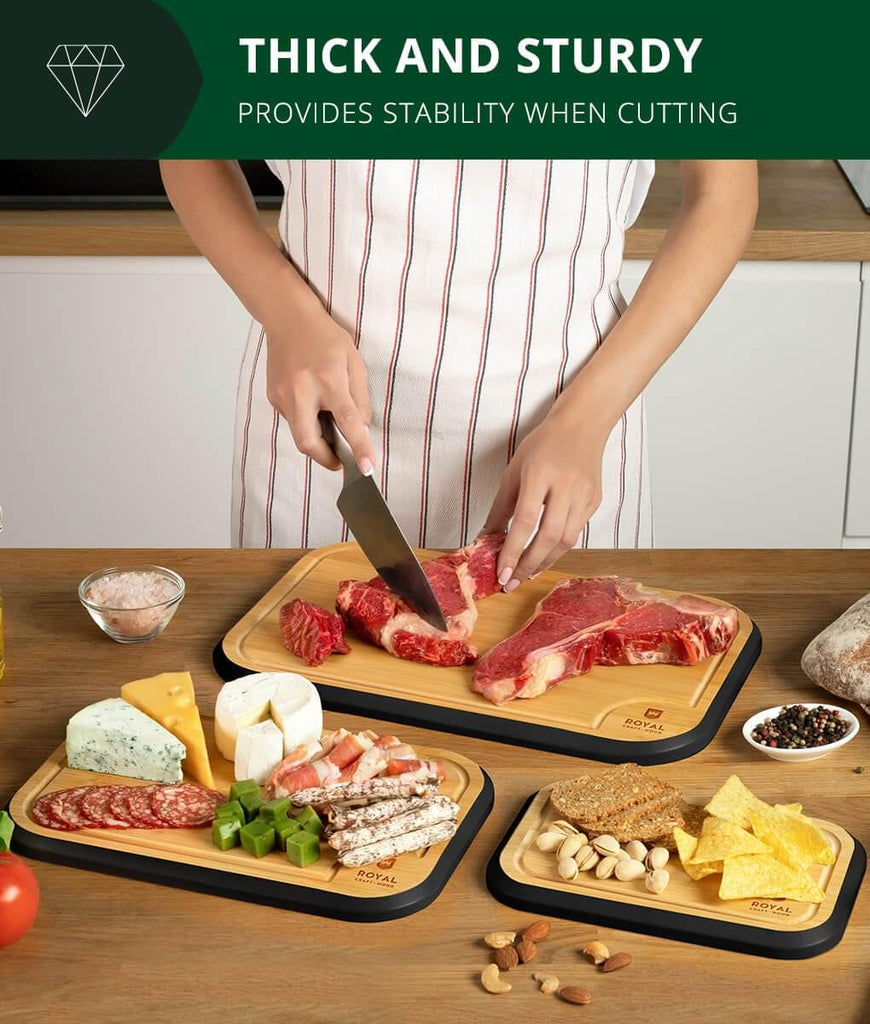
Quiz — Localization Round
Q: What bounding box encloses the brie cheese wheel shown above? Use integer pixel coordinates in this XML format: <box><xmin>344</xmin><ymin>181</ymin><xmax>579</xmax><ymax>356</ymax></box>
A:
<box><xmin>233</xmin><ymin>718</ymin><xmax>284</xmax><ymax>784</ymax></box>
<box><xmin>270</xmin><ymin>674</ymin><xmax>323</xmax><ymax>755</ymax></box>
<box><xmin>214</xmin><ymin>671</ymin><xmax>323</xmax><ymax>762</ymax></box>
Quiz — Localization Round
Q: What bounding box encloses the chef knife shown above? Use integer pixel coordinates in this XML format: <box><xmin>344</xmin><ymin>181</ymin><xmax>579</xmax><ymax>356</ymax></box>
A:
<box><xmin>319</xmin><ymin>412</ymin><xmax>449</xmax><ymax>633</ymax></box>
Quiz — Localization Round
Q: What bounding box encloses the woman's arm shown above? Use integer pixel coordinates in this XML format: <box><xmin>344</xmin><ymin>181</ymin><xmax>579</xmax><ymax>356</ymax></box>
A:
<box><xmin>486</xmin><ymin>159</ymin><xmax>759</xmax><ymax>588</ymax></box>
<box><xmin>159</xmin><ymin>160</ymin><xmax>374</xmax><ymax>473</ymax></box>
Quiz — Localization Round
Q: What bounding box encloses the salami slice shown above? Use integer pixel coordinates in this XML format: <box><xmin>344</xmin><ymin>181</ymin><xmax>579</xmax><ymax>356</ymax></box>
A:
<box><xmin>124</xmin><ymin>785</ymin><xmax>166</xmax><ymax>828</ymax></box>
<box><xmin>80</xmin><ymin>785</ymin><xmax>134</xmax><ymax>829</ymax></box>
<box><xmin>151</xmin><ymin>783</ymin><xmax>222</xmax><ymax>827</ymax></box>
<box><xmin>46</xmin><ymin>786</ymin><xmax>100</xmax><ymax>830</ymax></box>
<box><xmin>31</xmin><ymin>793</ymin><xmax>74</xmax><ymax>831</ymax></box>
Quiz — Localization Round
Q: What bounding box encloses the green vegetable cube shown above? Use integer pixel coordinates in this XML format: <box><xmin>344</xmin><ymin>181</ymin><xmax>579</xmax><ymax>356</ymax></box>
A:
<box><xmin>286</xmin><ymin>829</ymin><xmax>321</xmax><ymax>867</ymax></box>
<box><xmin>211</xmin><ymin>817</ymin><xmax>242</xmax><ymax>851</ymax></box>
<box><xmin>258</xmin><ymin>797</ymin><xmax>291</xmax><ymax>824</ymax></box>
<box><xmin>214</xmin><ymin>800</ymin><xmax>245</xmax><ymax>827</ymax></box>
<box><xmin>0</xmin><ymin>810</ymin><xmax>13</xmax><ymax>853</ymax></box>
<box><xmin>229</xmin><ymin>779</ymin><xmax>261</xmax><ymax>803</ymax></box>
<box><xmin>274</xmin><ymin>817</ymin><xmax>302</xmax><ymax>850</ymax></box>
<box><xmin>295</xmin><ymin>805</ymin><xmax>322</xmax><ymax>835</ymax></box>
<box><xmin>239</xmin><ymin>819</ymin><xmax>276</xmax><ymax>858</ymax></box>
<box><xmin>239</xmin><ymin>790</ymin><xmax>264</xmax><ymax>822</ymax></box>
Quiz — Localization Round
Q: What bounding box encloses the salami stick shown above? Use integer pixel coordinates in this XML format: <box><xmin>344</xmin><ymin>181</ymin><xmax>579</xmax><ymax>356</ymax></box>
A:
<box><xmin>326</xmin><ymin>795</ymin><xmax>429</xmax><ymax>832</ymax></box>
<box><xmin>338</xmin><ymin>820</ymin><xmax>458</xmax><ymax>867</ymax></box>
<box><xmin>328</xmin><ymin>797</ymin><xmax>459</xmax><ymax>853</ymax></box>
<box><xmin>289</xmin><ymin>772</ymin><xmax>438</xmax><ymax>807</ymax></box>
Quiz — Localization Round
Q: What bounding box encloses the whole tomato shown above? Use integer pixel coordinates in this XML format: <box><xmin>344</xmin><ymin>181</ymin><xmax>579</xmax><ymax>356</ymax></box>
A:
<box><xmin>0</xmin><ymin>852</ymin><xmax>39</xmax><ymax>947</ymax></box>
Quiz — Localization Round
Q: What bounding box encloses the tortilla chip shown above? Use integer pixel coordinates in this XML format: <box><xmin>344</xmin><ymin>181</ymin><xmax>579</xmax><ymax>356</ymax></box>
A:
<box><xmin>719</xmin><ymin>854</ymin><xmax>825</xmax><ymax>903</ymax></box>
<box><xmin>776</xmin><ymin>802</ymin><xmax>803</xmax><ymax>816</ymax></box>
<box><xmin>750</xmin><ymin>804</ymin><xmax>835</xmax><ymax>866</ymax></box>
<box><xmin>673</xmin><ymin>826</ymin><xmax>723</xmax><ymax>881</ymax></box>
<box><xmin>704</xmin><ymin>775</ymin><xmax>772</xmax><ymax>830</ymax></box>
<box><xmin>689</xmin><ymin>816</ymin><xmax>770</xmax><ymax>864</ymax></box>
<box><xmin>749</xmin><ymin>811</ymin><xmax>811</xmax><ymax>873</ymax></box>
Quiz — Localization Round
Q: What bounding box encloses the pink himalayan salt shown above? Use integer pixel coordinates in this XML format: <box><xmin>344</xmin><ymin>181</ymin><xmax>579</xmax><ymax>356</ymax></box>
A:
<box><xmin>85</xmin><ymin>572</ymin><xmax>180</xmax><ymax>637</ymax></box>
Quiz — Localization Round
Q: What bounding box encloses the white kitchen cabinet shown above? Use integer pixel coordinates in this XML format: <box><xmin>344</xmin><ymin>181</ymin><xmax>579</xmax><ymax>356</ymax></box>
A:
<box><xmin>0</xmin><ymin>257</ymin><xmax>249</xmax><ymax>547</ymax></box>
<box><xmin>620</xmin><ymin>260</ymin><xmax>861</xmax><ymax>548</ymax></box>
<box><xmin>844</xmin><ymin>262</ymin><xmax>870</xmax><ymax>541</ymax></box>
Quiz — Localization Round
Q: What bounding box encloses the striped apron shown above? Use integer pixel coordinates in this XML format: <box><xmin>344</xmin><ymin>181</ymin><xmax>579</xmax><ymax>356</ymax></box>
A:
<box><xmin>233</xmin><ymin>160</ymin><xmax>654</xmax><ymax>550</ymax></box>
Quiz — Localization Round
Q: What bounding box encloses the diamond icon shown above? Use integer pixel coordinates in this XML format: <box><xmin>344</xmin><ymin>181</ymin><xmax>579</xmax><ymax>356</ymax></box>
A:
<box><xmin>47</xmin><ymin>44</ymin><xmax>124</xmax><ymax>117</ymax></box>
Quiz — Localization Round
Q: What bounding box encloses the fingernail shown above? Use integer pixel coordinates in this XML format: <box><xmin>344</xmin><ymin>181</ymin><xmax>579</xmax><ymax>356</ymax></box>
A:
<box><xmin>530</xmin><ymin>571</ymin><xmax>541</xmax><ymax>580</ymax></box>
<box><xmin>504</xmin><ymin>578</ymin><xmax>520</xmax><ymax>594</ymax></box>
<box><xmin>497</xmin><ymin>567</ymin><xmax>513</xmax><ymax>586</ymax></box>
<box><xmin>359</xmin><ymin>457</ymin><xmax>374</xmax><ymax>477</ymax></box>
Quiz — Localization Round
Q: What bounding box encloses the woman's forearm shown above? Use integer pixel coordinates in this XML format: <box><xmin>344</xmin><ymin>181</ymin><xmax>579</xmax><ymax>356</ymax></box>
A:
<box><xmin>552</xmin><ymin>160</ymin><xmax>759</xmax><ymax>440</ymax></box>
<box><xmin>158</xmin><ymin>160</ymin><xmax>319</xmax><ymax>327</ymax></box>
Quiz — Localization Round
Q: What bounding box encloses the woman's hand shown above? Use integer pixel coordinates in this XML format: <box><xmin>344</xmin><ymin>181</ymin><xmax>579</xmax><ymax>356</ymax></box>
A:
<box><xmin>483</xmin><ymin>411</ymin><xmax>605</xmax><ymax>591</ymax></box>
<box><xmin>264</xmin><ymin>295</ymin><xmax>375</xmax><ymax>473</ymax></box>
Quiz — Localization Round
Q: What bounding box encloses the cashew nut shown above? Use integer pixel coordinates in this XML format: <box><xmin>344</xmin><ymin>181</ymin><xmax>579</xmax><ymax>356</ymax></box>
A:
<box><xmin>480</xmin><ymin>963</ymin><xmax>512</xmax><ymax>994</ymax></box>
<box><xmin>483</xmin><ymin>931</ymin><xmax>516</xmax><ymax>949</ymax></box>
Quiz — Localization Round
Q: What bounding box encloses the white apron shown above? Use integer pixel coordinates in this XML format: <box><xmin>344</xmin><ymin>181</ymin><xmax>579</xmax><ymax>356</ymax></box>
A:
<box><xmin>233</xmin><ymin>159</ymin><xmax>654</xmax><ymax>550</ymax></box>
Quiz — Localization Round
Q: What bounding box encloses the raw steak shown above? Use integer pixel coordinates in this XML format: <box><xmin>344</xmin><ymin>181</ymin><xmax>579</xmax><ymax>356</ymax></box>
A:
<box><xmin>471</xmin><ymin>576</ymin><xmax>739</xmax><ymax>704</ymax></box>
<box><xmin>336</xmin><ymin>533</ymin><xmax>504</xmax><ymax>667</ymax></box>
<box><xmin>280</xmin><ymin>598</ymin><xmax>350</xmax><ymax>666</ymax></box>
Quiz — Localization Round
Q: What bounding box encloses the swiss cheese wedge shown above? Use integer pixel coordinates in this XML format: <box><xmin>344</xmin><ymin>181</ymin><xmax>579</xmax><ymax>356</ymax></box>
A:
<box><xmin>121</xmin><ymin>671</ymin><xmax>214</xmax><ymax>789</ymax></box>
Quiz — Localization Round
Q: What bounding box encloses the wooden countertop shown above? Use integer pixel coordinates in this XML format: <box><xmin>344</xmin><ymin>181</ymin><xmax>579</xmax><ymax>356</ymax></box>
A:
<box><xmin>0</xmin><ymin>161</ymin><xmax>868</xmax><ymax>261</ymax></box>
<box><xmin>1</xmin><ymin>548</ymin><xmax>869</xmax><ymax>1023</ymax></box>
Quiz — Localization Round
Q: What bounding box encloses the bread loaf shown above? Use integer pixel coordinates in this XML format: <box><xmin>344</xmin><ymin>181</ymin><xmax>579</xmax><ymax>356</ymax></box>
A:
<box><xmin>801</xmin><ymin>592</ymin><xmax>870</xmax><ymax>711</ymax></box>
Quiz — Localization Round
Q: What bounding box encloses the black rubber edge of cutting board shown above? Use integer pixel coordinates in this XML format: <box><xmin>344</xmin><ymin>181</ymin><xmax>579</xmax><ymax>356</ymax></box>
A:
<box><xmin>212</xmin><ymin>622</ymin><xmax>762</xmax><ymax>765</ymax></box>
<box><xmin>485</xmin><ymin>792</ymin><xmax>867</xmax><ymax>960</ymax></box>
<box><xmin>6</xmin><ymin>770</ymin><xmax>494</xmax><ymax>923</ymax></box>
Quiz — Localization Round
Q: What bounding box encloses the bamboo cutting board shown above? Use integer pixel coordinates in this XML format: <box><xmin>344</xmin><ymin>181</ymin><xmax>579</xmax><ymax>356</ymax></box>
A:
<box><xmin>8</xmin><ymin>720</ymin><xmax>493</xmax><ymax>921</ymax></box>
<box><xmin>486</xmin><ymin>786</ymin><xmax>866</xmax><ymax>959</ymax></box>
<box><xmin>217</xmin><ymin>544</ymin><xmax>761</xmax><ymax>763</ymax></box>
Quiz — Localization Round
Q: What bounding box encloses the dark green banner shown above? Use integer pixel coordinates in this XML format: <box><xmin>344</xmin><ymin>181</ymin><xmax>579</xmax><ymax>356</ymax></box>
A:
<box><xmin>1</xmin><ymin>0</ymin><xmax>866</xmax><ymax>157</ymax></box>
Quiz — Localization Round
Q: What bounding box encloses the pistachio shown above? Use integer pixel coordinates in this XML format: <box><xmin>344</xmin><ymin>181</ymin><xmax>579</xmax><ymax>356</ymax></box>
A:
<box><xmin>536</xmin><ymin>831</ymin><xmax>566</xmax><ymax>853</ymax></box>
<box><xmin>551</xmin><ymin>820</ymin><xmax>580</xmax><ymax>836</ymax></box>
<box><xmin>646</xmin><ymin>846</ymin><xmax>670</xmax><ymax>871</ymax></box>
<box><xmin>645</xmin><ymin>868</ymin><xmax>670</xmax><ymax>894</ymax></box>
<box><xmin>558</xmin><ymin>856</ymin><xmax>579</xmax><ymax>881</ymax></box>
<box><xmin>558</xmin><ymin>834</ymin><xmax>586</xmax><ymax>860</ymax></box>
<box><xmin>624</xmin><ymin>840</ymin><xmax>648</xmax><ymax>862</ymax></box>
<box><xmin>581</xmin><ymin>940</ymin><xmax>610</xmax><ymax>965</ymax></box>
<box><xmin>591</xmin><ymin>834</ymin><xmax>621</xmax><ymax>856</ymax></box>
<box><xmin>575</xmin><ymin>846</ymin><xmax>600</xmax><ymax>871</ymax></box>
<box><xmin>595</xmin><ymin>855</ymin><xmax>619</xmax><ymax>879</ymax></box>
<box><xmin>614</xmin><ymin>858</ymin><xmax>646</xmax><ymax>882</ymax></box>
<box><xmin>612</xmin><ymin>847</ymin><xmax>631</xmax><ymax>862</ymax></box>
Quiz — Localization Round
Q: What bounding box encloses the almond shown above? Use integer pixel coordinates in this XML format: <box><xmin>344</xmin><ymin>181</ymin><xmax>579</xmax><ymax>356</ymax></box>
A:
<box><xmin>602</xmin><ymin>951</ymin><xmax>632</xmax><ymax>973</ymax></box>
<box><xmin>515</xmin><ymin>939</ymin><xmax>538</xmax><ymax>964</ymax></box>
<box><xmin>522</xmin><ymin>920</ymin><xmax>551</xmax><ymax>943</ymax></box>
<box><xmin>494</xmin><ymin>945</ymin><xmax>519</xmax><ymax>971</ymax></box>
<box><xmin>559</xmin><ymin>986</ymin><xmax>593</xmax><ymax>1005</ymax></box>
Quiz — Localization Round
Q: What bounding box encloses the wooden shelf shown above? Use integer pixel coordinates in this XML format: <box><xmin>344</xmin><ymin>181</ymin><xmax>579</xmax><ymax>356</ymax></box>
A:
<box><xmin>0</xmin><ymin>161</ymin><xmax>867</xmax><ymax>260</ymax></box>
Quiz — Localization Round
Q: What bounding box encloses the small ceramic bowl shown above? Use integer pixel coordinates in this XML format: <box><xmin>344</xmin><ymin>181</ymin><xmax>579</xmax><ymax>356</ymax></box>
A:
<box><xmin>742</xmin><ymin>703</ymin><xmax>860</xmax><ymax>762</ymax></box>
<box><xmin>78</xmin><ymin>565</ymin><xmax>185</xmax><ymax>644</ymax></box>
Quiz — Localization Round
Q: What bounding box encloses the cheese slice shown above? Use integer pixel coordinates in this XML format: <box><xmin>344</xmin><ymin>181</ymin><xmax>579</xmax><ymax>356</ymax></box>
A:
<box><xmin>66</xmin><ymin>698</ymin><xmax>185</xmax><ymax>784</ymax></box>
<box><xmin>234</xmin><ymin>719</ymin><xmax>284</xmax><ymax>784</ymax></box>
<box><xmin>270</xmin><ymin>674</ymin><xmax>322</xmax><ymax>755</ymax></box>
<box><xmin>120</xmin><ymin>671</ymin><xmax>214</xmax><ymax>789</ymax></box>
<box><xmin>214</xmin><ymin>672</ymin><xmax>281</xmax><ymax>761</ymax></box>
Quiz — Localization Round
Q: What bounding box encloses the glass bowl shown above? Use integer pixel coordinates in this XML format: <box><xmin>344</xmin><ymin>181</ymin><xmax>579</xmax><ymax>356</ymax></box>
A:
<box><xmin>77</xmin><ymin>565</ymin><xmax>185</xmax><ymax>644</ymax></box>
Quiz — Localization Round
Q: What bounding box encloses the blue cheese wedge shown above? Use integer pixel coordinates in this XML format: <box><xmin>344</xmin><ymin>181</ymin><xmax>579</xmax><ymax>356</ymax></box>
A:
<box><xmin>66</xmin><ymin>698</ymin><xmax>186</xmax><ymax>783</ymax></box>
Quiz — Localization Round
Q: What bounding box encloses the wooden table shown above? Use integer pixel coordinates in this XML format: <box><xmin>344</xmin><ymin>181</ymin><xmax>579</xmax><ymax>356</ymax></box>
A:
<box><xmin>2</xmin><ymin>161</ymin><xmax>868</xmax><ymax>261</ymax></box>
<box><xmin>1</xmin><ymin>549</ymin><xmax>868</xmax><ymax>1024</ymax></box>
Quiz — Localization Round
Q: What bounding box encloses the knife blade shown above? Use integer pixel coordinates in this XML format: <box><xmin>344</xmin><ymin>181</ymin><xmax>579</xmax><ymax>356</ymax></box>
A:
<box><xmin>319</xmin><ymin>413</ymin><xmax>449</xmax><ymax>633</ymax></box>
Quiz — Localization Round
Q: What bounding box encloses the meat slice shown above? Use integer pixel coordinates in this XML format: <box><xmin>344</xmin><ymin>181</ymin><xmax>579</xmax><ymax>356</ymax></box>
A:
<box><xmin>280</xmin><ymin>598</ymin><xmax>350</xmax><ymax>667</ymax></box>
<box><xmin>336</xmin><ymin>533</ymin><xmax>505</xmax><ymax>667</ymax></box>
<box><xmin>472</xmin><ymin>576</ymin><xmax>739</xmax><ymax>704</ymax></box>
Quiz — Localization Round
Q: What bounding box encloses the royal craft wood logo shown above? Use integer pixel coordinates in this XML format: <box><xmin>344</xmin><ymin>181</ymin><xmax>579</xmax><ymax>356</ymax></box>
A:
<box><xmin>46</xmin><ymin>44</ymin><xmax>124</xmax><ymax>117</ymax></box>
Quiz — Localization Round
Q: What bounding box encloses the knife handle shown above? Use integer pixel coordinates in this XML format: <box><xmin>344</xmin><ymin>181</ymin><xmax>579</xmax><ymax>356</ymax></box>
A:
<box><xmin>319</xmin><ymin>412</ymin><xmax>362</xmax><ymax>483</ymax></box>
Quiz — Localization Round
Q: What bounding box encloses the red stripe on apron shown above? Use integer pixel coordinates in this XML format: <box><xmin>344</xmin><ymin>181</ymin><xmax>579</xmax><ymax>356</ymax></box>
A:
<box><xmin>298</xmin><ymin>160</ymin><xmax>313</xmax><ymax>547</ymax></box>
<box><xmin>264</xmin><ymin>408</ymin><xmax>280</xmax><ymax>547</ymax></box>
<box><xmin>418</xmin><ymin>160</ymin><xmax>464</xmax><ymax>547</ymax></box>
<box><xmin>635</xmin><ymin>406</ymin><xmax>644</xmax><ymax>548</ymax></box>
<box><xmin>555</xmin><ymin>163</ymin><xmax>590</xmax><ymax>401</ymax></box>
<box><xmin>381</xmin><ymin>160</ymin><xmax>420</xmax><ymax>500</ymax></box>
<box><xmin>507</xmin><ymin>160</ymin><xmax>553</xmax><ymax>461</ymax></box>
<box><xmin>342</xmin><ymin>159</ymin><xmax>376</xmax><ymax>543</ymax></box>
<box><xmin>459</xmin><ymin>159</ymin><xmax>508</xmax><ymax>544</ymax></box>
<box><xmin>237</xmin><ymin>325</ymin><xmax>266</xmax><ymax>546</ymax></box>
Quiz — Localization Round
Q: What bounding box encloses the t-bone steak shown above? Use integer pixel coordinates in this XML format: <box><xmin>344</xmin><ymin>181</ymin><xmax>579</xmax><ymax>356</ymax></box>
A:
<box><xmin>335</xmin><ymin>533</ymin><xmax>504</xmax><ymax>667</ymax></box>
<box><xmin>471</xmin><ymin>576</ymin><xmax>739</xmax><ymax>704</ymax></box>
